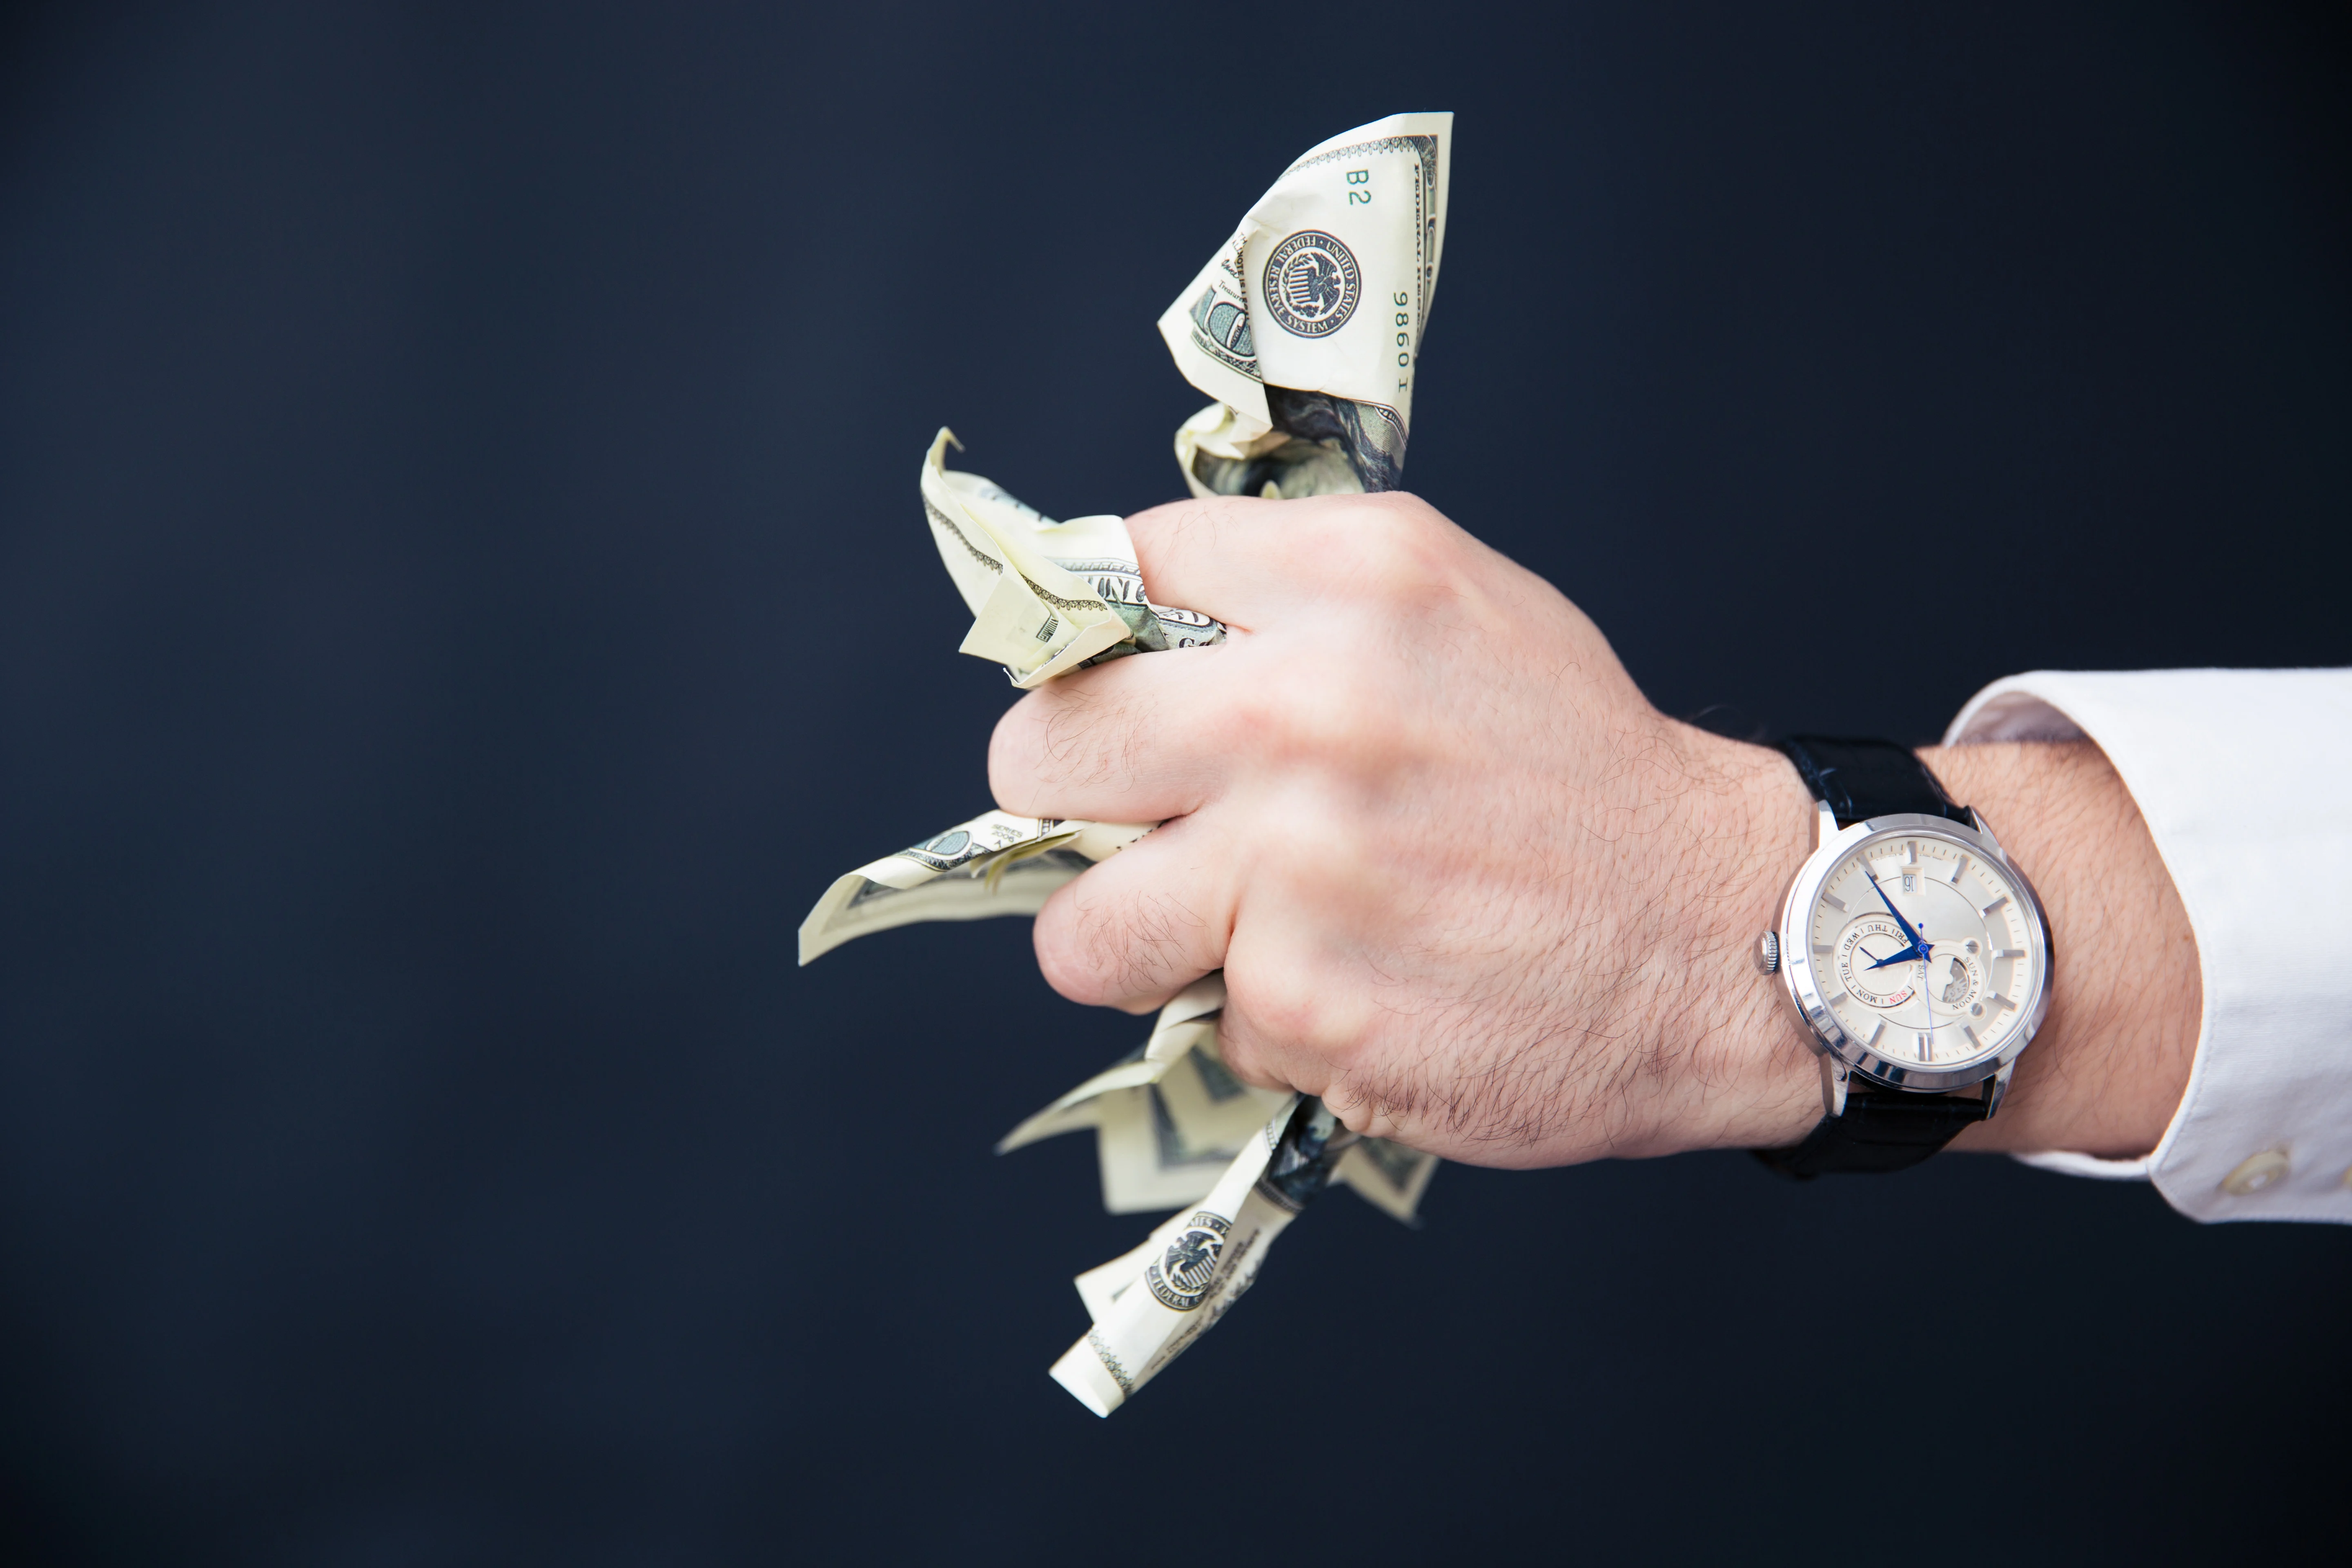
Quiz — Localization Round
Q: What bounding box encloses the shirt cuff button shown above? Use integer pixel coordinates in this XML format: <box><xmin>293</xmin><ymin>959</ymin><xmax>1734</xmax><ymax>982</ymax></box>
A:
<box><xmin>2221</xmin><ymin>1149</ymin><xmax>2291</xmax><ymax>1196</ymax></box>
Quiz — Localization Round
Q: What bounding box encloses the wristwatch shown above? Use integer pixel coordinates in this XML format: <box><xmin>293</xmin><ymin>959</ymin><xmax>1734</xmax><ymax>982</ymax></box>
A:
<box><xmin>1752</xmin><ymin>736</ymin><xmax>2053</xmax><ymax>1178</ymax></box>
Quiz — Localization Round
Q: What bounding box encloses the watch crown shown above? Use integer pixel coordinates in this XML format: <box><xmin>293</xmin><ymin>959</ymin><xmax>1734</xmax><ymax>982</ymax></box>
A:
<box><xmin>1753</xmin><ymin>931</ymin><xmax>1780</xmax><ymax>975</ymax></box>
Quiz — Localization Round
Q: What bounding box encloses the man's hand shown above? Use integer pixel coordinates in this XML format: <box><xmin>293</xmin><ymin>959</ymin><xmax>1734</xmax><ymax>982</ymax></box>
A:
<box><xmin>989</xmin><ymin>491</ymin><xmax>1822</xmax><ymax>1166</ymax></box>
<box><xmin>989</xmin><ymin>492</ymin><xmax>2198</xmax><ymax>1168</ymax></box>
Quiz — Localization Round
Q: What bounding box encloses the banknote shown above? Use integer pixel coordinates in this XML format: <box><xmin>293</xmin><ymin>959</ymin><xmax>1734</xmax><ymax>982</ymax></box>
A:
<box><xmin>1065</xmin><ymin>1118</ymin><xmax>1381</xmax><ymax>1329</ymax></box>
<box><xmin>1000</xmin><ymin>977</ymin><xmax>1291</xmax><ymax>1213</ymax></box>
<box><xmin>1065</xmin><ymin>1064</ymin><xmax>1437</xmax><ymax>1222</ymax></box>
<box><xmin>999</xmin><ymin>973</ymin><xmax>1439</xmax><ymax>1222</ymax></box>
<box><xmin>995</xmin><ymin>977</ymin><xmax>1238</xmax><ymax>1154</ymax></box>
<box><xmin>799</xmin><ymin>114</ymin><xmax>1455</xmax><ymax>1414</ymax></box>
<box><xmin>796</xmin><ymin>811</ymin><xmax>1152</xmax><ymax>966</ymax></box>
<box><xmin>1050</xmin><ymin>1098</ymin><xmax>1361</xmax><ymax>1416</ymax></box>
<box><xmin>817</xmin><ymin>109</ymin><xmax>1459</xmax><ymax>962</ymax></box>
<box><xmin>921</xmin><ymin>431</ymin><xmax>1225</xmax><ymax>685</ymax></box>
<box><xmin>1160</xmin><ymin>111</ymin><xmax>1451</xmax><ymax>498</ymax></box>
<box><xmin>1331</xmin><ymin>1134</ymin><xmax>1442</xmax><ymax>1224</ymax></box>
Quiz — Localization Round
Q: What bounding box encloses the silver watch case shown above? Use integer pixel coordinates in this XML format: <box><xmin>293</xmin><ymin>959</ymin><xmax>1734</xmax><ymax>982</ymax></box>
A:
<box><xmin>1775</xmin><ymin>804</ymin><xmax>2053</xmax><ymax>1110</ymax></box>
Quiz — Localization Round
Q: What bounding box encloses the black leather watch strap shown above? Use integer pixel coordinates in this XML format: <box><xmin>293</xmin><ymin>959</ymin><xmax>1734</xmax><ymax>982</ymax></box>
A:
<box><xmin>1753</xmin><ymin>1085</ymin><xmax>1990</xmax><ymax>1179</ymax></box>
<box><xmin>1755</xmin><ymin>735</ymin><xmax>1990</xmax><ymax>1178</ymax></box>
<box><xmin>1777</xmin><ymin>735</ymin><xmax>1975</xmax><ymax>830</ymax></box>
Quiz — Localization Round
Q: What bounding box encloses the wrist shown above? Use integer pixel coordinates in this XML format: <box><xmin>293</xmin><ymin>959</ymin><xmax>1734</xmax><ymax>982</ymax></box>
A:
<box><xmin>1652</xmin><ymin>737</ymin><xmax>2200</xmax><ymax>1166</ymax></box>
<box><xmin>1924</xmin><ymin>742</ymin><xmax>2199</xmax><ymax>1159</ymax></box>
<box><xmin>1653</xmin><ymin>725</ymin><xmax>1828</xmax><ymax>1155</ymax></box>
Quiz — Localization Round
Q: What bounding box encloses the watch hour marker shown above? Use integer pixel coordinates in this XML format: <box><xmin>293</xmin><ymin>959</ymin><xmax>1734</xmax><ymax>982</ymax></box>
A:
<box><xmin>1813</xmin><ymin>944</ymin><xmax>1834</xmax><ymax>957</ymax></box>
<box><xmin>1902</xmin><ymin>841</ymin><xmax>1917</xmax><ymax>865</ymax></box>
<box><xmin>1822</xmin><ymin>893</ymin><xmax>1847</xmax><ymax>913</ymax></box>
<box><xmin>1915</xmin><ymin>1031</ymin><xmax>1934</xmax><ymax>1062</ymax></box>
<box><xmin>1987</xmin><ymin>993</ymin><xmax>2016</xmax><ymax>1012</ymax></box>
<box><xmin>1978</xmin><ymin>894</ymin><xmax>2010</xmax><ymax>918</ymax></box>
<box><xmin>1944</xmin><ymin>855</ymin><xmax>1968</xmax><ymax>884</ymax></box>
<box><xmin>1822</xmin><ymin>989</ymin><xmax>1848</xmax><ymax>1008</ymax></box>
<box><xmin>1962</xmin><ymin>1024</ymin><xmax>1982</xmax><ymax>1050</ymax></box>
<box><xmin>1993</xmin><ymin>948</ymin><xmax>2024</xmax><ymax>960</ymax></box>
<box><xmin>1865</xmin><ymin>1020</ymin><xmax>1886</xmax><ymax>1049</ymax></box>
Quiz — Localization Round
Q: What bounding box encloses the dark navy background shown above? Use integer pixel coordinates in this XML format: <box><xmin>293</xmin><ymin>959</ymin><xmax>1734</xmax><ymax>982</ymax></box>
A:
<box><xmin>3</xmin><ymin>3</ymin><xmax>2347</xmax><ymax>1561</ymax></box>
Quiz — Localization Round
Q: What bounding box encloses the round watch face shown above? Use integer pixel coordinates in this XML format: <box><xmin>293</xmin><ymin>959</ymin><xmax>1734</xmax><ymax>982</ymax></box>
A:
<box><xmin>1801</xmin><ymin>828</ymin><xmax>2042</xmax><ymax>1075</ymax></box>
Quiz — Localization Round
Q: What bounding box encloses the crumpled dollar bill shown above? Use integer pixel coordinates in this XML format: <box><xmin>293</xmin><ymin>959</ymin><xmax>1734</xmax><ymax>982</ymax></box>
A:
<box><xmin>801</xmin><ymin>113</ymin><xmax>1452</xmax><ymax>1412</ymax></box>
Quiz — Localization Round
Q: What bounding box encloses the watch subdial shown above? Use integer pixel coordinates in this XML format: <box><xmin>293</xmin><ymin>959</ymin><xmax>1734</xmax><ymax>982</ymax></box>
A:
<box><xmin>1923</xmin><ymin>947</ymin><xmax>1987</xmax><ymax>1021</ymax></box>
<box><xmin>1834</xmin><ymin>916</ymin><xmax>1917</xmax><ymax>1010</ymax></box>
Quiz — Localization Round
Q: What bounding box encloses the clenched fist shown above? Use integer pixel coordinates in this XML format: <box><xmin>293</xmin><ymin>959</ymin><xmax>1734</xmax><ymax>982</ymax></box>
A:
<box><xmin>988</xmin><ymin>493</ymin><xmax>2196</xmax><ymax>1168</ymax></box>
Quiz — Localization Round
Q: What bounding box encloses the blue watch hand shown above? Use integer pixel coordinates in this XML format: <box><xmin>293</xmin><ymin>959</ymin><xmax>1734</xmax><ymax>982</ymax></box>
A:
<box><xmin>1864</xmin><ymin>869</ymin><xmax>1932</xmax><ymax>957</ymax></box>
<box><xmin>1865</xmin><ymin>944</ymin><xmax>1925</xmax><ymax>969</ymax></box>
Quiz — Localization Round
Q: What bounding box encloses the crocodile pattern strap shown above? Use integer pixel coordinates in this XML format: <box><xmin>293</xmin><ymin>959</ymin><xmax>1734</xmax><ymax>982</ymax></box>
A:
<box><xmin>1777</xmin><ymin>735</ymin><xmax>1975</xmax><ymax>830</ymax></box>
<box><xmin>1752</xmin><ymin>1087</ymin><xmax>1991</xmax><ymax>1179</ymax></box>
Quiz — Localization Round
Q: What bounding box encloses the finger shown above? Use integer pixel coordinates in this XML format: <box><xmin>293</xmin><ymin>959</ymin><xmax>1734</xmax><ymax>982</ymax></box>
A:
<box><xmin>1118</xmin><ymin>496</ymin><xmax>1279</xmax><ymax>632</ymax></box>
<box><xmin>1123</xmin><ymin>490</ymin><xmax>1452</xmax><ymax>631</ymax></box>
<box><xmin>994</xmin><ymin>491</ymin><xmax>1466</xmax><ymax>820</ymax></box>
<box><xmin>1029</xmin><ymin>815</ymin><xmax>1237</xmax><ymax>1013</ymax></box>
<box><xmin>1211</xmin><ymin>931</ymin><xmax>1374</xmax><ymax>1102</ymax></box>
<box><xmin>989</xmin><ymin>641</ymin><xmax>1236</xmax><ymax>822</ymax></box>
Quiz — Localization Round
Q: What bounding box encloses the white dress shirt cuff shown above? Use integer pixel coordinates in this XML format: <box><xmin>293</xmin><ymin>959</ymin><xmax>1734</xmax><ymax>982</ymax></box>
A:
<box><xmin>1944</xmin><ymin>668</ymin><xmax>2352</xmax><ymax>1225</ymax></box>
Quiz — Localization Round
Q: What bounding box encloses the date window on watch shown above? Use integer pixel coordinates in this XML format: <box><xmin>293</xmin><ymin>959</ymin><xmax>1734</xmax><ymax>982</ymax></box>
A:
<box><xmin>1900</xmin><ymin>872</ymin><xmax>1917</xmax><ymax>892</ymax></box>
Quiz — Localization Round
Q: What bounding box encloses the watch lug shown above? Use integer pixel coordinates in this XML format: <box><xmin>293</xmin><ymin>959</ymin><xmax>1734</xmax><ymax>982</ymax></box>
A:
<box><xmin>1819</xmin><ymin>1054</ymin><xmax>1850</xmax><ymax>1119</ymax></box>
<box><xmin>1813</xmin><ymin>798</ymin><xmax>1838</xmax><ymax>850</ymax></box>
<box><xmin>1984</xmin><ymin>1058</ymin><xmax>2017</xmax><ymax>1119</ymax></box>
<box><xmin>1971</xmin><ymin>809</ymin><xmax>2006</xmax><ymax>857</ymax></box>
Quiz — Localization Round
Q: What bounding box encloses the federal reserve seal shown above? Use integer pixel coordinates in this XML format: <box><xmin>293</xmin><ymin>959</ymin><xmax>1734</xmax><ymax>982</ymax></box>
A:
<box><xmin>1144</xmin><ymin>1210</ymin><xmax>1231</xmax><ymax>1312</ymax></box>
<box><xmin>1262</xmin><ymin>230</ymin><xmax>1361</xmax><ymax>338</ymax></box>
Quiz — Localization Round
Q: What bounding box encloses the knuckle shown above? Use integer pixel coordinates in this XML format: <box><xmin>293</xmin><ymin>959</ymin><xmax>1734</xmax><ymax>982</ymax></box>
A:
<box><xmin>987</xmin><ymin>699</ymin><xmax>1049</xmax><ymax>811</ymax></box>
<box><xmin>1043</xmin><ymin>682</ymin><xmax>1150</xmax><ymax>793</ymax></box>
<box><xmin>1318</xmin><ymin>1076</ymin><xmax>1382</xmax><ymax>1136</ymax></box>
<box><xmin>1229</xmin><ymin>961</ymin><xmax>1357</xmax><ymax>1067</ymax></box>
<box><xmin>1036</xmin><ymin>879</ymin><xmax>1212</xmax><ymax>1010</ymax></box>
<box><xmin>1327</xmin><ymin>1069</ymin><xmax>1417</xmax><ymax>1145</ymax></box>
<box><xmin>989</xmin><ymin>675</ymin><xmax>1155</xmax><ymax>808</ymax></box>
<box><xmin>1229</xmin><ymin>648</ymin><xmax>1406</xmax><ymax>773</ymax></box>
<box><xmin>1216</xmin><ymin>677</ymin><xmax>1298</xmax><ymax>753</ymax></box>
<box><xmin>1030</xmin><ymin>898</ymin><xmax>1113</xmax><ymax>1007</ymax></box>
<box><xmin>1210</xmin><ymin>1025</ymin><xmax>1276</xmax><ymax>1088</ymax></box>
<box><xmin>1261</xmin><ymin>812</ymin><xmax>1374</xmax><ymax>895</ymax></box>
<box><xmin>1127</xmin><ymin>495</ymin><xmax>1234</xmax><ymax>558</ymax></box>
<box><xmin>1244</xmin><ymin>979</ymin><xmax>1320</xmax><ymax>1054</ymax></box>
<box><xmin>1331</xmin><ymin>494</ymin><xmax>1456</xmax><ymax>605</ymax></box>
